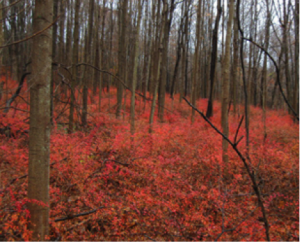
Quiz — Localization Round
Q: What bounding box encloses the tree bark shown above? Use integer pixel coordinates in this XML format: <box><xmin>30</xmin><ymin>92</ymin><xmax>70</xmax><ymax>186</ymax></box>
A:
<box><xmin>293</xmin><ymin>0</ymin><xmax>299</xmax><ymax>120</ymax></box>
<box><xmin>221</xmin><ymin>0</ymin><xmax>234</xmax><ymax>163</ymax></box>
<box><xmin>232</xmin><ymin>13</ymin><xmax>239</xmax><ymax>115</ymax></box>
<box><xmin>206</xmin><ymin>0</ymin><xmax>222</xmax><ymax>118</ymax></box>
<box><xmin>158</xmin><ymin>0</ymin><xmax>175</xmax><ymax>122</ymax></box>
<box><xmin>191</xmin><ymin>0</ymin><xmax>202</xmax><ymax>123</ymax></box>
<box><xmin>116</xmin><ymin>0</ymin><xmax>128</xmax><ymax>118</ymax></box>
<box><xmin>149</xmin><ymin>1</ymin><xmax>166</xmax><ymax>132</ymax></box>
<box><xmin>28</xmin><ymin>0</ymin><xmax>53</xmax><ymax>239</ymax></box>
<box><xmin>82</xmin><ymin>0</ymin><xmax>95</xmax><ymax>127</ymax></box>
<box><xmin>68</xmin><ymin>0</ymin><xmax>80</xmax><ymax>133</ymax></box>
<box><xmin>130</xmin><ymin>0</ymin><xmax>142</xmax><ymax>134</ymax></box>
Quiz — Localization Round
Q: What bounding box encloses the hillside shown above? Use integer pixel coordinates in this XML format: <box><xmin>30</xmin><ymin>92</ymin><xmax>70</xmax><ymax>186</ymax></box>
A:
<box><xmin>0</xmin><ymin>80</ymin><xmax>299</xmax><ymax>241</ymax></box>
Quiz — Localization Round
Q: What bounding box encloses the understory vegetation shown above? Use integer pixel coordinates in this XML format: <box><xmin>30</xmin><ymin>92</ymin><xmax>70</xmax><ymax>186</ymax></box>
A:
<box><xmin>0</xmin><ymin>79</ymin><xmax>298</xmax><ymax>241</ymax></box>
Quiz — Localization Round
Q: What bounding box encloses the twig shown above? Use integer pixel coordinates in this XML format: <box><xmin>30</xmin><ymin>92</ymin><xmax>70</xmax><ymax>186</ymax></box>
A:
<box><xmin>144</xmin><ymin>234</ymin><xmax>156</xmax><ymax>241</ymax></box>
<box><xmin>54</xmin><ymin>206</ymin><xmax>105</xmax><ymax>222</ymax></box>
<box><xmin>0</xmin><ymin>0</ymin><xmax>24</xmax><ymax>10</ymax></box>
<box><xmin>214</xmin><ymin>205</ymin><xmax>259</xmax><ymax>241</ymax></box>
<box><xmin>243</xmin><ymin>37</ymin><xmax>298</xmax><ymax>121</ymax></box>
<box><xmin>3</xmin><ymin>72</ymin><xmax>31</xmax><ymax>113</ymax></box>
<box><xmin>0</xmin><ymin>17</ymin><xmax>59</xmax><ymax>49</ymax></box>
<box><xmin>0</xmin><ymin>158</ymin><xmax>66</xmax><ymax>194</ymax></box>
<box><xmin>234</xmin><ymin>115</ymin><xmax>244</xmax><ymax>144</ymax></box>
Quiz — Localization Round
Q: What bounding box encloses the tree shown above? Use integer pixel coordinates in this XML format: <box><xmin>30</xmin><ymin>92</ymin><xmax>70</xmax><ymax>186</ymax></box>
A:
<box><xmin>149</xmin><ymin>0</ymin><xmax>167</xmax><ymax>132</ymax></box>
<box><xmin>232</xmin><ymin>12</ymin><xmax>239</xmax><ymax>115</ymax></box>
<box><xmin>82</xmin><ymin>0</ymin><xmax>95</xmax><ymax>127</ymax></box>
<box><xmin>191</xmin><ymin>0</ymin><xmax>202</xmax><ymax>123</ymax></box>
<box><xmin>221</xmin><ymin>0</ymin><xmax>234</xmax><ymax>163</ymax></box>
<box><xmin>206</xmin><ymin>0</ymin><xmax>222</xmax><ymax>119</ymax></box>
<box><xmin>293</xmin><ymin>0</ymin><xmax>299</xmax><ymax>120</ymax></box>
<box><xmin>69</xmin><ymin>0</ymin><xmax>80</xmax><ymax>133</ymax></box>
<box><xmin>116</xmin><ymin>0</ymin><xmax>128</xmax><ymax>118</ymax></box>
<box><xmin>158</xmin><ymin>0</ymin><xmax>175</xmax><ymax>122</ymax></box>
<box><xmin>130</xmin><ymin>0</ymin><xmax>143</xmax><ymax>134</ymax></box>
<box><xmin>27</xmin><ymin>0</ymin><xmax>53</xmax><ymax>239</ymax></box>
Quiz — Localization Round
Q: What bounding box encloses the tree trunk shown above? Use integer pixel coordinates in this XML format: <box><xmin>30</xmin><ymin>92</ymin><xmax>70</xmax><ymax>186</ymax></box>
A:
<box><xmin>68</xmin><ymin>0</ymin><xmax>80</xmax><ymax>133</ymax></box>
<box><xmin>221</xmin><ymin>0</ymin><xmax>234</xmax><ymax>163</ymax></box>
<box><xmin>232</xmin><ymin>13</ymin><xmax>239</xmax><ymax>116</ymax></box>
<box><xmin>116</xmin><ymin>0</ymin><xmax>128</xmax><ymax>118</ymax></box>
<box><xmin>130</xmin><ymin>0</ymin><xmax>142</xmax><ymax>134</ymax></box>
<box><xmin>293</xmin><ymin>0</ymin><xmax>299</xmax><ymax>120</ymax></box>
<box><xmin>50</xmin><ymin>0</ymin><xmax>58</xmax><ymax>125</ymax></box>
<box><xmin>282</xmin><ymin>0</ymin><xmax>292</xmax><ymax>112</ymax></box>
<box><xmin>206</xmin><ymin>0</ymin><xmax>222</xmax><ymax>118</ymax></box>
<box><xmin>262</xmin><ymin>0</ymin><xmax>270</xmax><ymax>143</ymax></box>
<box><xmin>82</xmin><ymin>0</ymin><xmax>94</xmax><ymax>127</ymax></box>
<box><xmin>99</xmin><ymin>0</ymin><xmax>107</xmax><ymax>109</ymax></box>
<box><xmin>28</xmin><ymin>0</ymin><xmax>53</xmax><ymax>239</ymax></box>
<box><xmin>149</xmin><ymin>1</ymin><xmax>167</xmax><ymax>132</ymax></box>
<box><xmin>191</xmin><ymin>0</ymin><xmax>202</xmax><ymax>123</ymax></box>
<box><xmin>158</xmin><ymin>0</ymin><xmax>175</xmax><ymax>122</ymax></box>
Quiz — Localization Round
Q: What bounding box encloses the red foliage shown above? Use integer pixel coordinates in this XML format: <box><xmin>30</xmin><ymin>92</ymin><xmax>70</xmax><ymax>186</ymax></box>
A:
<box><xmin>0</xmin><ymin>80</ymin><xmax>298</xmax><ymax>241</ymax></box>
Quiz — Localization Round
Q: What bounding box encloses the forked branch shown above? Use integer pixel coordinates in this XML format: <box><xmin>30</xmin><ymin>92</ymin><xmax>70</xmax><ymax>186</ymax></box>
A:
<box><xmin>183</xmin><ymin>97</ymin><xmax>270</xmax><ymax>241</ymax></box>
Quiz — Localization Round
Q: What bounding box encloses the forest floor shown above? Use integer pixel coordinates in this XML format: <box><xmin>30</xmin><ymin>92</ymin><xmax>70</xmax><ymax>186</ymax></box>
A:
<box><xmin>0</xmin><ymin>79</ymin><xmax>299</xmax><ymax>241</ymax></box>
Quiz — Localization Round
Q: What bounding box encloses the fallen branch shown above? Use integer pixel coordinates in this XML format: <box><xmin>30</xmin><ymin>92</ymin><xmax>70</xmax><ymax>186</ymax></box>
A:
<box><xmin>54</xmin><ymin>206</ymin><xmax>105</xmax><ymax>222</ymax></box>
<box><xmin>3</xmin><ymin>72</ymin><xmax>31</xmax><ymax>113</ymax></box>
<box><xmin>0</xmin><ymin>158</ymin><xmax>67</xmax><ymax>194</ymax></box>
<box><xmin>183</xmin><ymin>97</ymin><xmax>270</xmax><ymax>241</ymax></box>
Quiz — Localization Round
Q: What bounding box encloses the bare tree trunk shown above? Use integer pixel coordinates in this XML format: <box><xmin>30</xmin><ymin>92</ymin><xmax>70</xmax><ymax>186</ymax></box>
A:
<box><xmin>50</xmin><ymin>0</ymin><xmax>58</xmax><ymax>125</ymax></box>
<box><xmin>170</xmin><ymin>7</ymin><xmax>185</xmax><ymax>99</ymax></box>
<box><xmin>293</xmin><ymin>0</ymin><xmax>299</xmax><ymax>120</ymax></box>
<box><xmin>107</xmin><ymin>0</ymin><xmax>114</xmax><ymax>104</ymax></box>
<box><xmin>158</xmin><ymin>0</ymin><xmax>175</xmax><ymax>122</ymax></box>
<box><xmin>221</xmin><ymin>0</ymin><xmax>234</xmax><ymax>163</ymax></box>
<box><xmin>191</xmin><ymin>0</ymin><xmax>202</xmax><ymax>123</ymax></box>
<box><xmin>0</xmin><ymin>1</ymin><xmax>3</xmax><ymax>66</ymax></box>
<box><xmin>232</xmin><ymin>13</ymin><xmax>239</xmax><ymax>116</ymax></box>
<box><xmin>93</xmin><ymin>3</ymin><xmax>100</xmax><ymax>97</ymax></box>
<box><xmin>116</xmin><ymin>0</ymin><xmax>128</xmax><ymax>118</ymax></box>
<box><xmin>130</xmin><ymin>0</ymin><xmax>142</xmax><ymax>134</ymax></box>
<box><xmin>28</xmin><ymin>0</ymin><xmax>52</xmax><ymax>239</ymax></box>
<box><xmin>149</xmin><ymin>1</ymin><xmax>167</xmax><ymax>132</ymax></box>
<box><xmin>68</xmin><ymin>0</ymin><xmax>80</xmax><ymax>133</ymax></box>
<box><xmin>262</xmin><ymin>0</ymin><xmax>270</xmax><ymax>138</ymax></box>
<box><xmin>99</xmin><ymin>0</ymin><xmax>107</xmax><ymax>109</ymax></box>
<box><xmin>206</xmin><ymin>0</ymin><xmax>222</xmax><ymax>118</ymax></box>
<box><xmin>82</xmin><ymin>0</ymin><xmax>94</xmax><ymax>127</ymax></box>
<box><xmin>180</xmin><ymin>1</ymin><xmax>189</xmax><ymax>101</ymax></box>
<box><xmin>282</xmin><ymin>0</ymin><xmax>292</xmax><ymax>111</ymax></box>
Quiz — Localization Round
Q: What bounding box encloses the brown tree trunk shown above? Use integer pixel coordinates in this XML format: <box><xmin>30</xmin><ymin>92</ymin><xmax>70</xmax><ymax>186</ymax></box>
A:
<box><xmin>282</xmin><ymin>0</ymin><xmax>292</xmax><ymax>111</ymax></box>
<box><xmin>116</xmin><ymin>0</ymin><xmax>128</xmax><ymax>118</ymax></box>
<box><xmin>206</xmin><ymin>0</ymin><xmax>222</xmax><ymax>118</ymax></box>
<box><xmin>221</xmin><ymin>0</ymin><xmax>234</xmax><ymax>163</ymax></box>
<box><xmin>50</xmin><ymin>0</ymin><xmax>58</xmax><ymax>125</ymax></box>
<box><xmin>293</xmin><ymin>0</ymin><xmax>299</xmax><ymax>120</ymax></box>
<box><xmin>149</xmin><ymin>1</ymin><xmax>167</xmax><ymax>132</ymax></box>
<box><xmin>82</xmin><ymin>0</ymin><xmax>95</xmax><ymax>127</ymax></box>
<box><xmin>68</xmin><ymin>0</ymin><xmax>80</xmax><ymax>133</ymax></box>
<box><xmin>232</xmin><ymin>13</ymin><xmax>239</xmax><ymax>116</ymax></box>
<box><xmin>191</xmin><ymin>0</ymin><xmax>202</xmax><ymax>123</ymax></box>
<box><xmin>99</xmin><ymin>0</ymin><xmax>107</xmax><ymax>109</ymax></box>
<box><xmin>28</xmin><ymin>0</ymin><xmax>53</xmax><ymax>239</ymax></box>
<box><xmin>130</xmin><ymin>0</ymin><xmax>142</xmax><ymax>134</ymax></box>
<box><xmin>262</xmin><ymin>0</ymin><xmax>270</xmax><ymax>138</ymax></box>
<box><xmin>158</xmin><ymin>0</ymin><xmax>175</xmax><ymax>122</ymax></box>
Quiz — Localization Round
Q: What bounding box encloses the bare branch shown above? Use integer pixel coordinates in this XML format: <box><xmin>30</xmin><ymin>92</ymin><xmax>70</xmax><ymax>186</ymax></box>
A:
<box><xmin>0</xmin><ymin>17</ymin><xmax>59</xmax><ymax>49</ymax></box>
